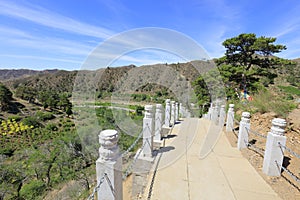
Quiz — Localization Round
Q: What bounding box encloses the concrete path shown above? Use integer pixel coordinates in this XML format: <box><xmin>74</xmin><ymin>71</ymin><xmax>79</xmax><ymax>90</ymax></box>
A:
<box><xmin>144</xmin><ymin>118</ymin><xmax>282</xmax><ymax>200</ymax></box>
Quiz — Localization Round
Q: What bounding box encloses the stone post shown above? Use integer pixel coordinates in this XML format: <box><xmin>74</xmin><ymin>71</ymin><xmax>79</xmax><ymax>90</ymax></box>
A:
<box><xmin>179</xmin><ymin>103</ymin><xmax>183</xmax><ymax>118</ymax></box>
<box><xmin>186</xmin><ymin>109</ymin><xmax>191</xmax><ymax>118</ymax></box>
<box><xmin>142</xmin><ymin>105</ymin><xmax>154</xmax><ymax>158</ymax></box>
<box><xmin>207</xmin><ymin>105</ymin><xmax>213</xmax><ymax>120</ymax></box>
<box><xmin>219</xmin><ymin>105</ymin><xmax>226</xmax><ymax>126</ymax></box>
<box><xmin>170</xmin><ymin>101</ymin><xmax>176</xmax><ymax>126</ymax></box>
<box><xmin>237</xmin><ymin>112</ymin><xmax>251</xmax><ymax>150</ymax></box>
<box><xmin>96</xmin><ymin>130</ymin><xmax>122</xmax><ymax>200</ymax></box>
<box><xmin>263</xmin><ymin>118</ymin><xmax>287</xmax><ymax>176</ymax></box>
<box><xmin>164</xmin><ymin>99</ymin><xmax>171</xmax><ymax>127</ymax></box>
<box><xmin>154</xmin><ymin>104</ymin><xmax>163</xmax><ymax>144</ymax></box>
<box><xmin>226</xmin><ymin>104</ymin><xmax>235</xmax><ymax>132</ymax></box>
<box><xmin>175</xmin><ymin>102</ymin><xmax>179</xmax><ymax>121</ymax></box>
<box><xmin>211</xmin><ymin>106</ymin><xmax>217</xmax><ymax>123</ymax></box>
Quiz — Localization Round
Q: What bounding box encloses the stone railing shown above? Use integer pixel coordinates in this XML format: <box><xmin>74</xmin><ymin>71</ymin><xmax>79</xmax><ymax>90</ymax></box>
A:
<box><xmin>88</xmin><ymin>99</ymin><xmax>190</xmax><ymax>200</ymax></box>
<box><xmin>203</xmin><ymin>103</ymin><xmax>300</xmax><ymax>184</ymax></box>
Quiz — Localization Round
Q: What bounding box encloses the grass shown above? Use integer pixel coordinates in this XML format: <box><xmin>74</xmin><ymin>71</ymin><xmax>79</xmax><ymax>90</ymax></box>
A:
<box><xmin>227</xmin><ymin>87</ymin><xmax>298</xmax><ymax>119</ymax></box>
<box><xmin>278</xmin><ymin>85</ymin><xmax>300</xmax><ymax>96</ymax></box>
<box><xmin>248</xmin><ymin>89</ymin><xmax>297</xmax><ymax>118</ymax></box>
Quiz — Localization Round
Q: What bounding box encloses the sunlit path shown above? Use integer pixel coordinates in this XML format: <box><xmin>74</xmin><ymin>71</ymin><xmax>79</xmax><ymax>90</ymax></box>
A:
<box><xmin>144</xmin><ymin>118</ymin><xmax>282</xmax><ymax>200</ymax></box>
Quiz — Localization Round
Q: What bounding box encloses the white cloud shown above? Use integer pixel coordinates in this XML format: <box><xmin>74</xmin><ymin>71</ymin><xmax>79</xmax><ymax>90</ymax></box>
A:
<box><xmin>0</xmin><ymin>26</ymin><xmax>33</xmax><ymax>38</ymax></box>
<box><xmin>0</xmin><ymin>0</ymin><xmax>114</xmax><ymax>39</ymax></box>
<box><xmin>0</xmin><ymin>25</ymin><xmax>95</xmax><ymax>56</ymax></box>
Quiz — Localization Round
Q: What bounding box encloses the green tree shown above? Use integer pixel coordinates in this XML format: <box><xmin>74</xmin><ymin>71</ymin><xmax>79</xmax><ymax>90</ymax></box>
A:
<box><xmin>57</xmin><ymin>93</ymin><xmax>71</xmax><ymax>111</ymax></box>
<box><xmin>15</xmin><ymin>85</ymin><xmax>37</xmax><ymax>103</ymax></box>
<box><xmin>38</xmin><ymin>91</ymin><xmax>58</xmax><ymax>110</ymax></box>
<box><xmin>0</xmin><ymin>83</ymin><xmax>13</xmax><ymax>111</ymax></box>
<box><xmin>217</xmin><ymin>33</ymin><xmax>287</xmax><ymax>71</ymax></box>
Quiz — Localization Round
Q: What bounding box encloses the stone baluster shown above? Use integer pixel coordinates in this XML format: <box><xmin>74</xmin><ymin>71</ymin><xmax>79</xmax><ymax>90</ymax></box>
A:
<box><xmin>170</xmin><ymin>101</ymin><xmax>176</xmax><ymax>126</ymax></box>
<box><xmin>154</xmin><ymin>104</ymin><xmax>163</xmax><ymax>144</ymax></box>
<box><xmin>179</xmin><ymin>103</ymin><xmax>183</xmax><ymax>118</ymax></box>
<box><xmin>164</xmin><ymin>99</ymin><xmax>171</xmax><ymax>127</ymax></box>
<box><xmin>175</xmin><ymin>102</ymin><xmax>179</xmax><ymax>121</ymax></box>
<box><xmin>263</xmin><ymin>118</ymin><xmax>287</xmax><ymax>176</ymax></box>
<box><xmin>207</xmin><ymin>104</ymin><xmax>213</xmax><ymax>120</ymax></box>
<box><xmin>226</xmin><ymin>104</ymin><xmax>235</xmax><ymax>132</ymax></box>
<box><xmin>237</xmin><ymin>112</ymin><xmax>251</xmax><ymax>150</ymax></box>
<box><xmin>142</xmin><ymin>105</ymin><xmax>154</xmax><ymax>158</ymax></box>
<box><xmin>211</xmin><ymin>105</ymin><xmax>217</xmax><ymax>123</ymax></box>
<box><xmin>219</xmin><ymin>105</ymin><xmax>226</xmax><ymax>126</ymax></box>
<box><xmin>96</xmin><ymin>130</ymin><xmax>122</xmax><ymax>200</ymax></box>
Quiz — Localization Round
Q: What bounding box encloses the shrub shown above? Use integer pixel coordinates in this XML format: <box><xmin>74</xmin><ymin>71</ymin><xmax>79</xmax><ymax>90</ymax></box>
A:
<box><xmin>45</xmin><ymin>123</ymin><xmax>58</xmax><ymax>131</ymax></box>
<box><xmin>35</xmin><ymin>111</ymin><xmax>55</xmax><ymax>121</ymax></box>
<box><xmin>7</xmin><ymin>115</ymin><xmax>22</xmax><ymax>122</ymax></box>
<box><xmin>21</xmin><ymin>116</ymin><xmax>41</xmax><ymax>128</ymax></box>
<box><xmin>20</xmin><ymin>180</ymin><xmax>46</xmax><ymax>200</ymax></box>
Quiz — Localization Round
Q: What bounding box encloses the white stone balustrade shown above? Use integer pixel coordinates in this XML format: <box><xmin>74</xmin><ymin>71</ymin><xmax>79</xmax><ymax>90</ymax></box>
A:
<box><xmin>226</xmin><ymin>104</ymin><xmax>235</xmax><ymax>132</ymax></box>
<box><xmin>179</xmin><ymin>103</ymin><xmax>183</xmax><ymax>118</ymax></box>
<box><xmin>154</xmin><ymin>104</ymin><xmax>163</xmax><ymax>143</ymax></box>
<box><xmin>142</xmin><ymin>105</ymin><xmax>154</xmax><ymax>158</ymax></box>
<box><xmin>237</xmin><ymin>112</ymin><xmax>251</xmax><ymax>150</ymax></box>
<box><xmin>263</xmin><ymin>118</ymin><xmax>287</xmax><ymax>176</ymax></box>
<box><xmin>96</xmin><ymin>129</ymin><xmax>122</xmax><ymax>200</ymax></box>
<box><xmin>211</xmin><ymin>105</ymin><xmax>219</xmax><ymax>124</ymax></box>
<box><xmin>164</xmin><ymin>99</ymin><xmax>171</xmax><ymax>127</ymax></box>
<box><xmin>207</xmin><ymin>104</ymin><xmax>213</xmax><ymax>120</ymax></box>
<box><xmin>170</xmin><ymin>101</ymin><xmax>176</xmax><ymax>126</ymax></box>
<box><xmin>175</xmin><ymin>102</ymin><xmax>179</xmax><ymax>121</ymax></box>
<box><xmin>219</xmin><ymin>105</ymin><xmax>226</xmax><ymax>126</ymax></box>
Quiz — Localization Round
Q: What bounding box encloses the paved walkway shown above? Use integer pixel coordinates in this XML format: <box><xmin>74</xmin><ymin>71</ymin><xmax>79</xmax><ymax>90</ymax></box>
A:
<box><xmin>144</xmin><ymin>118</ymin><xmax>282</xmax><ymax>200</ymax></box>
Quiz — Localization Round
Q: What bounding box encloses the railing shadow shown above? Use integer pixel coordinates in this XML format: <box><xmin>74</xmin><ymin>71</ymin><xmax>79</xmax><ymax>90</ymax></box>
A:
<box><xmin>282</xmin><ymin>156</ymin><xmax>291</xmax><ymax>169</ymax></box>
<box><xmin>162</xmin><ymin>134</ymin><xmax>177</xmax><ymax>139</ymax></box>
<box><xmin>153</xmin><ymin>146</ymin><xmax>175</xmax><ymax>156</ymax></box>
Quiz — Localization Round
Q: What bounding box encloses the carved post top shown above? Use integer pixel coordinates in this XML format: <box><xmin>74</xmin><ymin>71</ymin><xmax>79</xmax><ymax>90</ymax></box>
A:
<box><xmin>166</xmin><ymin>99</ymin><xmax>170</xmax><ymax>103</ymax></box>
<box><xmin>270</xmin><ymin>118</ymin><xmax>286</xmax><ymax>136</ymax></box>
<box><xmin>144</xmin><ymin>105</ymin><xmax>153</xmax><ymax>118</ymax></box>
<box><xmin>241</xmin><ymin>112</ymin><xmax>251</xmax><ymax>123</ymax></box>
<box><xmin>221</xmin><ymin>105</ymin><xmax>225</xmax><ymax>109</ymax></box>
<box><xmin>229</xmin><ymin>104</ymin><xmax>234</xmax><ymax>108</ymax></box>
<box><xmin>99</xmin><ymin>129</ymin><xmax>119</xmax><ymax>147</ymax></box>
<box><xmin>98</xmin><ymin>129</ymin><xmax>119</xmax><ymax>161</ymax></box>
<box><xmin>171</xmin><ymin>100</ymin><xmax>175</xmax><ymax>105</ymax></box>
<box><xmin>175</xmin><ymin>102</ymin><xmax>178</xmax><ymax>106</ymax></box>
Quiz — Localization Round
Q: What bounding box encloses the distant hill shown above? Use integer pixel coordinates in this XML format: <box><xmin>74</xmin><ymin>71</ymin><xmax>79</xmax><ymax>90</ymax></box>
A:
<box><xmin>1</xmin><ymin>60</ymin><xmax>211</xmax><ymax>95</ymax></box>
<box><xmin>292</xmin><ymin>58</ymin><xmax>300</xmax><ymax>64</ymax></box>
<box><xmin>3</xmin><ymin>58</ymin><xmax>297</xmax><ymax>98</ymax></box>
<box><xmin>0</xmin><ymin>69</ymin><xmax>59</xmax><ymax>81</ymax></box>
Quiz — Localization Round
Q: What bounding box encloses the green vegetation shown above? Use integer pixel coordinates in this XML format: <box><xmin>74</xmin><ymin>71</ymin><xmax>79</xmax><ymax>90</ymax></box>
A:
<box><xmin>0</xmin><ymin>104</ymin><xmax>143</xmax><ymax>199</ymax></box>
<box><xmin>236</xmin><ymin>89</ymin><xmax>297</xmax><ymax>118</ymax></box>
<box><xmin>0</xmin><ymin>83</ymin><xmax>13</xmax><ymax>111</ymax></box>
<box><xmin>193</xmin><ymin>33</ymin><xmax>298</xmax><ymax>118</ymax></box>
<box><xmin>217</xmin><ymin>33</ymin><xmax>287</xmax><ymax>71</ymax></box>
<box><xmin>278</xmin><ymin>85</ymin><xmax>300</xmax><ymax>97</ymax></box>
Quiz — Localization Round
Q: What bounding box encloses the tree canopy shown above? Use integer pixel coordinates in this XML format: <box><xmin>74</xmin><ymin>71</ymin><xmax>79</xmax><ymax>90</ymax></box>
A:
<box><xmin>216</xmin><ymin>33</ymin><xmax>287</xmax><ymax>70</ymax></box>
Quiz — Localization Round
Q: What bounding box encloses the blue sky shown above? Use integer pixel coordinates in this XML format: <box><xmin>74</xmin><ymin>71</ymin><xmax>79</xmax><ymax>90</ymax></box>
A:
<box><xmin>0</xmin><ymin>0</ymin><xmax>300</xmax><ymax>70</ymax></box>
